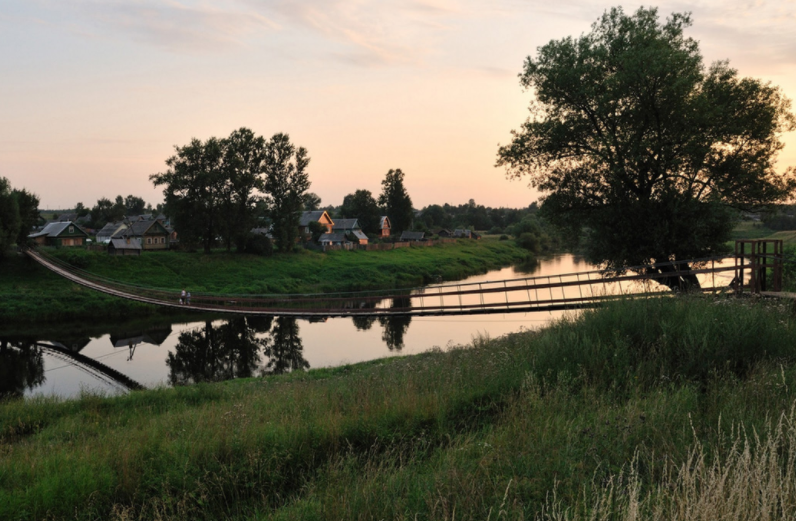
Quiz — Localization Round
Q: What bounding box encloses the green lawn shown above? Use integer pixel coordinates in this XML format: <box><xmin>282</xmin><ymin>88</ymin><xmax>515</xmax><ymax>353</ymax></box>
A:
<box><xmin>3</xmin><ymin>296</ymin><xmax>796</xmax><ymax>520</ymax></box>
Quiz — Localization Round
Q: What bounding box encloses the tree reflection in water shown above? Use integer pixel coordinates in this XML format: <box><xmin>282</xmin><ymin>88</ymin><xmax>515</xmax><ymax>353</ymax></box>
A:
<box><xmin>167</xmin><ymin>316</ymin><xmax>310</xmax><ymax>384</ymax></box>
<box><xmin>0</xmin><ymin>339</ymin><xmax>45</xmax><ymax>399</ymax></box>
<box><xmin>378</xmin><ymin>297</ymin><xmax>412</xmax><ymax>351</ymax></box>
<box><xmin>263</xmin><ymin>317</ymin><xmax>310</xmax><ymax>375</ymax></box>
<box><xmin>167</xmin><ymin>318</ymin><xmax>266</xmax><ymax>385</ymax></box>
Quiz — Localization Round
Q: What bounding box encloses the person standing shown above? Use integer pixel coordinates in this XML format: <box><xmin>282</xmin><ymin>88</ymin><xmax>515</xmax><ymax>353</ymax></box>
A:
<box><xmin>186</xmin><ymin>291</ymin><xmax>191</xmax><ymax>305</ymax></box>
<box><xmin>180</xmin><ymin>289</ymin><xmax>186</xmax><ymax>305</ymax></box>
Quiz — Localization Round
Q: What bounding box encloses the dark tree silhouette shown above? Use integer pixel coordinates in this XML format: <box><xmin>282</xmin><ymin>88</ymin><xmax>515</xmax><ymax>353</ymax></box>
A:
<box><xmin>378</xmin><ymin>297</ymin><xmax>412</xmax><ymax>351</ymax></box>
<box><xmin>263</xmin><ymin>317</ymin><xmax>309</xmax><ymax>375</ymax></box>
<box><xmin>0</xmin><ymin>339</ymin><xmax>45</xmax><ymax>399</ymax></box>
<box><xmin>167</xmin><ymin>318</ymin><xmax>265</xmax><ymax>385</ymax></box>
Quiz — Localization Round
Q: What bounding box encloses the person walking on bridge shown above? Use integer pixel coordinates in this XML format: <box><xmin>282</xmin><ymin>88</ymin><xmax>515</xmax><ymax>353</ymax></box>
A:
<box><xmin>180</xmin><ymin>289</ymin><xmax>186</xmax><ymax>305</ymax></box>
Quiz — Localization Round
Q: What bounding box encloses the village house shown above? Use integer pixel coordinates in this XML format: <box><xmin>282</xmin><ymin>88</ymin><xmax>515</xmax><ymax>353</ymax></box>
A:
<box><xmin>299</xmin><ymin>211</ymin><xmax>334</xmax><ymax>238</ymax></box>
<box><xmin>332</xmin><ymin>218</ymin><xmax>368</xmax><ymax>245</ymax></box>
<box><xmin>379</xmin><ymin>216</ymin><xmax>391</xmax><ymax>237</ymax></box>
<box><xmin>27</xmin><ymin>221</ymin><xmax>89</xmax><ymax>247</ymax></box>
<box><xmin>108</xmin><ymin>237</ymin><xmax>142</xmax><ymax>256</ymax></box>
<box><xmin>96</xmin><ymin>222</ymin><xmax>128</xmax><ymax>244</ymax></box>
<box><xmin>400</xmin><ymin>231</ymin><xmax>425</xmax><ymax>242</ymax></box>
<box><xmin>453</xmin><ymin>229</ymin><xmax>481</xmax><ymax>239</ymax></box>
<box><xmin>116</xmin><ymin>220</ymin><xmax>170</xmax><ymax>250</ymax></box>
<box><xmin>317</xmin><ymin>232</ymin><xmax>349</xmax><ymax>246</ymax></box>
<box><xmin>436</xmin><ymin>229</ymin><xmax>453</xmax><ymax>238</ymax></box>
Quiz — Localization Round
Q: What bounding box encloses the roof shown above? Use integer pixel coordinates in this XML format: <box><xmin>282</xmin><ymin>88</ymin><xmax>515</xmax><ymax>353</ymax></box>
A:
<box><xmin>250</xmin><ymin>226</ymin><xmax>273</xmax><ymax>238</ymax></box>
<box><xmin>380</xmin><ymin>216</ymin><xmax>391</xmax><ymax>228</ymax></box>
<box><xmin>125</xmin><ymin>220</ymin><xmax>168</xmax><ymax>236</ymax></box>
<box><xmin>332</xmin><ymin>218</ymin><xmax>360</xmax><ymax>231</ymax></box>
<box><xmin>28</xmin><ymin>221</ymin><xmax>88</xmax><ymax>239</ymax></box>
<box><xmin>351</xmin><ymin>230</ymin><xmax>368</xmax><ymax>241</ymax></box>
<box><xmin>53</xmin><ymin>212</ymin><xmax>77</xmax><ymax>222</ymax></box>
<box><xmin>97</xmin><ymin>222</ymin><xmax>127</xmax><ymax>238</ymax></box>
<box><xmin>300</xmin><ymin>210</ymin><xmax>332</xmax><ymax>226</ymax></box>
<box><xmin>110</xmin><ymin>238</ymin><xmax>142</xmax><ymax>250</ymax></box>
<box><xmin>318</xmin><ymin>232</ymin><xmax>348</xmax><ymax>243</ymax></box>
<box><xmin>400</xmin><ymin>231</ymin><xmax>425</xmax><ymax>241</ymax></box>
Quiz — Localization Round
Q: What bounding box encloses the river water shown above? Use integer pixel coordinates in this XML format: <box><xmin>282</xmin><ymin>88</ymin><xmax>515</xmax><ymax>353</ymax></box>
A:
<box><xmin>0</xmin><ymin>254</ymin><xmax>735</xmax><ymax>400</ymax></box>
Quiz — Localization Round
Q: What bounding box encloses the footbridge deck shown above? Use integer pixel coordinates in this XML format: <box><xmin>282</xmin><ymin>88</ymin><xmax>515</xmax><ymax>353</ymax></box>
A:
<box><xmin>23</xmin><ymin>247</ymin><xmax>764</xmax><ymax>318</ymax></box>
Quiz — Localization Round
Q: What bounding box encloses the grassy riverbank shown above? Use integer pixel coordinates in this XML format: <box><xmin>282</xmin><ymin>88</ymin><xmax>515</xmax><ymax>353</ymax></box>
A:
<box><xmin>3</xmin><ymin>296</ymin><xmax>796</xmax><ymax>520</ymax></box>
<box><xmin>0</xmin><ymin>239</ymin><xmax>528</xmax><ymax>324</ymax></box>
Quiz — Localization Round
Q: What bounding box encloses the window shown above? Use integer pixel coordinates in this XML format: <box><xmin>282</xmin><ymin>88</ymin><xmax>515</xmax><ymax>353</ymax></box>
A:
<box><xmin>147</xmin><ymin>237</ymin><xmax>151</xmax><ymax>244</ymax></box>
<box><xmin>68</xmin><ymin>226</ymin><xmax>74</xmax><ymax>233</ymax></box>
<box><xmin>161</xmin><ymin>237</ymin><xmax>165</xmax><ymax>244</ymax></box>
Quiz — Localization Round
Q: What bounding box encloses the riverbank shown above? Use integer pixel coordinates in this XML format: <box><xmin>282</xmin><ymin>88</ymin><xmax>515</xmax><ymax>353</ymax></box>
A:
<box><xmin>3</xmin><ymin>296</ymin><xmax>796</xmax><ymax>520</ymax></box>
<box><xmin>0</xmin><ymin>238</ymin><xmax>529</xmax><ymax>324</ymax></box>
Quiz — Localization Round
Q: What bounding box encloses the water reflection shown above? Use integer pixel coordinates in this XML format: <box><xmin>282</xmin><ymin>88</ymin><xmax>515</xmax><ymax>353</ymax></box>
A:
<box><xmin>4</xmin><ymin>255</ymin><xmax>613</xmax><ymax>399</ymax></box>
<box><xmin>0</xmin><ymin>339</ymin><xmax>45</xmax><ymax>399</ymax></box>
<box><xmin>263</xmin><ymin>317</ymin><xmax>309</xmax><ymax>375</ymax></box>
<box><xmin>378</xmin><ymin>297</ymin><xmax>412</xmax><ymax>351</ymax></box>
<box><xmin>167</xmin><ymin>318</ymin><xmax>266</xmax><ymax>385</ymax></box>
<box><xmin>166</xmin><ymin>316</ymin><xmax>311</xmax><ymax>384</ymax></box>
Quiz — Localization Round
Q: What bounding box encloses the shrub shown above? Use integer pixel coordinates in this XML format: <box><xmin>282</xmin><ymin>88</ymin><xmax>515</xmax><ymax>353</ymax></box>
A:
<box><xmin>489</xmin><ymin>226</ymin><xmax>503</xmax><ymax>235</ymax></box>
<box><xmin>244</xmin><ymin>234</ymin><xmax>273</xmax><ymax>256</ymax></box>
<box><xmin>499</xmin><ymin>234</ymin><xmax>509</xmax><ymax>241</ymax></box>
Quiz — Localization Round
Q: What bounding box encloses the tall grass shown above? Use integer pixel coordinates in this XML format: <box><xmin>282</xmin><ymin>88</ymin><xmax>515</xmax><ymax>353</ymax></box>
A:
<box><xmin>2</xmin><ymin>296</ymin><xmax>796</xmax><ymax>519</ymax></box>
<box><xmin>542</xmin><ymin>405</ymin><xmax>796</xmax><ymax>521</ymax></box>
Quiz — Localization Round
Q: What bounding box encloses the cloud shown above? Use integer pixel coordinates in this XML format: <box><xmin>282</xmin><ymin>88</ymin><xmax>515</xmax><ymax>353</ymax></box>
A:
<box><xmin>35</xmin><ymin>0</ymin><xmax>278</xmax><ymax>53</ymax></box>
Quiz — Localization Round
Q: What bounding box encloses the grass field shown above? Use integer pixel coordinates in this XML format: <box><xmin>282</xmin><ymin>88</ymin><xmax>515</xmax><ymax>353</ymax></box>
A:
<box><xmin>0</xmin><ymin>239</ymin><xmax>529</xmax><ymax>323</ymax></box>
<box><xmin>3</xmin><ymin>296</ymin><xmax>796</xmax><ymax>520</ymax></box>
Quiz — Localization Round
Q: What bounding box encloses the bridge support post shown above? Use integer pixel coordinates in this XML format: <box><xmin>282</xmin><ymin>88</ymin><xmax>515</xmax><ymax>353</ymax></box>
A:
<box><xmin>734</xmin><ymin>239</ymin><xmax>784</xmax><ymax>294</ymax></box>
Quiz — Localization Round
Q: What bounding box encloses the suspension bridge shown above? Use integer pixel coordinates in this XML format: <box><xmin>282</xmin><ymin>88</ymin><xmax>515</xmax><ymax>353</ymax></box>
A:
<box><xmin>23</xmin><ymin>239</ymin><xmax>785</xmax><ymax>318</ymax></box>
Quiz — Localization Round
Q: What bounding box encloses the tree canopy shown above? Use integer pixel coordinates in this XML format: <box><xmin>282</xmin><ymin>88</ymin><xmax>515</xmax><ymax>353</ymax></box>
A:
<box><xmin>497</xmin><ymin>7</ymin><xmax>796</xmax><ymax>286</ymax></box>
<box><xmin>340</xmin><ymin>189</ymin><xmax>381</xmax><ymax>234</ymax></box>
<box><xmin>379</xmin><ymin>169</ymin><xmax>414</xmax><ymax>235</ymax></box>
<box><xmin>151</xmin><ymin>128</ymin><xmax>311</xmax><ymax>253</ymax></box>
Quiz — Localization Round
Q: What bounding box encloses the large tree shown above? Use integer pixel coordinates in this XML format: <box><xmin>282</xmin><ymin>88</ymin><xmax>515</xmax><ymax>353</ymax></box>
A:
<box><xmin>151</xmin><ymin>137</ymin><xmax>226</xmax><ymax>253</ymax></box>
<box><xmin>340</xmin><ymin>189</ymin><xmax>381</xmax><ymax>234</ymax></box>
<box><xmin>221</xmin><ymin>128</ymin><xmax>267</xmax><ymax>252</ymax></box>
<box><xmin>379</xmin><ymin>169</ymin><xmax>414</xmax><ymax>235</ymax></box>
<box><xmin>497</xmin><ymin>7</ymin><xmax>795</xmax><ymax>289</ymax></box>
<box><xmin>12</xmin><ymin>188</ymin><xmax>40</xmax><ymax>246</ymax></box>
<box><xmin>0</xmin><ymin>177</ymin><xmax>21</xmax><ymax>258</ymax></box>
<box><xmin>263</xmin><ymin>133</ymin><xmax>311</xmax><ymax>253</ymax></box>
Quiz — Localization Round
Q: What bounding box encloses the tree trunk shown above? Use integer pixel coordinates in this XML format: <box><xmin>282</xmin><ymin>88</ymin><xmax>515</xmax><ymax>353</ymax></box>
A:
<box><xmin>648</xmin><ymin>261</ymin><xmax>701</xmax><ymax>292</ymax></box>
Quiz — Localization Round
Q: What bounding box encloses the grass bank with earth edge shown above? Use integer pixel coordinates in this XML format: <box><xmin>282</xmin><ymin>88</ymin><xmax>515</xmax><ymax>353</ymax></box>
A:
<box><xmin>0</xmin><ymin>238</ymin><xmax>529</xmax><ymax>324</ymax></box>
<box><xmin>3</xmin><ymin>296</ymin><xmax>796</xmax><ymax>519</ymax></box>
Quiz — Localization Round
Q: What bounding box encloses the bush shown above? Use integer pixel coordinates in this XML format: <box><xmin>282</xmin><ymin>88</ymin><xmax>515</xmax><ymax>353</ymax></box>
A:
<box><xmin>488</xmin><ymin>226</ymin><xmax>503</xmax><ymax>235</ymax></box>
<box><xmin>499</xmin><ymin>234</ymin><xmax>509</xmax><ymax>241</ymax></box>
<box><xmin>58</xmin><ymin>249</ymin><xmax>90</xmax><ymax>269</ymax></box>
<box><xmin>244</xmin><ymin>234</ymin><xmax>273</xmax><ymax>256</ymax></box>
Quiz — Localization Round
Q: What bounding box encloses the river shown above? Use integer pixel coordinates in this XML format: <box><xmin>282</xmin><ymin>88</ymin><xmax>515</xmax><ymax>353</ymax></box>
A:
<box><xmin>0</xmin><ymin>254</ymin><xmax>735</xmax><ymax>399</ymax></box>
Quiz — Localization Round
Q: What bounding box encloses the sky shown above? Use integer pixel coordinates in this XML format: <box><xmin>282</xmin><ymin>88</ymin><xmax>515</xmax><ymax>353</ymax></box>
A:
<box><xmin>1</xmin><ymin>0</ymin><xmax>795</xmax><ymax>210</ymax></box>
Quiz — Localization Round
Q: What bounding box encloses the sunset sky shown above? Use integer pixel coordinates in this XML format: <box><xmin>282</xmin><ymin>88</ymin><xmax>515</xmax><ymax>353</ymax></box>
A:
<box><xmin>2</xmin><ymin>0</ymin><xmax>795</xmax><ymax>210</ymax></box>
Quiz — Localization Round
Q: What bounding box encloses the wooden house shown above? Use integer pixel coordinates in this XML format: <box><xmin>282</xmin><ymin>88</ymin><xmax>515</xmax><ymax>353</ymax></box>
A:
<box><xmin>28</xmin><ymin>221</ymin><xmax>89</xmax><ymax>247</ymax></box>
<box><xmin>436</xmin><ymin>229</ymin><xmax>453</xmax><ymax>238</ymax></box>
<box><xmin>318</xmin><ymin>232</ymin><xmax>349</xmax><ymax>246</ymax></box>
<box><xmin>400</xmin><ymin>231</ymin><xmax>425</xmax><ymax>242</ymax></box>
<box><xmin>96</xmin><ymin>222</ymin><xmax>128</xmax><ymax>244</ymax></box>
<box><xmin>332</xmin><ymin>219</ymin><xmax>368</xmax><ymax>245</ymax></box>
<box><xmin>379</xmin><ymin>216</ymin><xmax>391</xmax><ymax>237</ymax></box>
<box><xmin>108</xmin><ymin>237</ymin><xmax>142</xmax><ymax>256</ymax></box>
<box><xmin>299</xmin><ymin>211</ymin><xmax>334</xmax><ymax>237</ymax></box>
<box><xmin>118</xmin><ymin>220</ymin><xmax>170</xmax><ymax>250</ymax></box>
